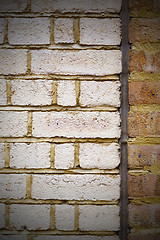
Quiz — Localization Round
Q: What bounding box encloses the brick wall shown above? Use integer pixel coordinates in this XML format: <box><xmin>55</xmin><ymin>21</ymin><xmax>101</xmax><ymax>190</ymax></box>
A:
<box><xmin>128</xmin><ymin>0</ymin><xmax>160</xmax><ymax>239</ymax></box>
<box><xmin>0</xmin><ymin>0</ymin><xmax>122</xmax><ymax>240</ymax></box>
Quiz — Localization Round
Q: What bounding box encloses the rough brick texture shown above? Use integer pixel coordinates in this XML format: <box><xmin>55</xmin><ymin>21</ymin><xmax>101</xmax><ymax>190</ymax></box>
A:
<box><xmin>0</xmin><ymin>143</ymin><xmax>5</xmax><ymax>169</ymax></box>
<box><xmin>55</xmin><ymin>205</ymin><xmax>75</xmax><ymax>230</ymax></box>
<box><xmin>57</xmin><ymin>80</ymin><xmax>76</xmax><ymax>106</ymax></box>
<box><xmin>32</xmin><ymin>174</ymin><xmax>120</xmax><ymax>201</ymax></box>
<box><xmin>0</xmin><ymin>18</ymin><xmax>5</xmax><ymax>44</ymax></box>
<box><xmin>32</xmin><ymin>112</ymin><xmax>120</xmax><ymax>138</ymax></box>
<box><xmin>0</xmin><ymin>79</ymin><xmax>6</xmax><ymax>105</ymax></box>
<box><xmin>55</xmin><ymin>144</ymin><xmax>75</xmax><ymax>169</ymax></box>
<box><xmin>0</xmin><ymin>236</ymin><xmax>27</xmax><ymax>240</ymax></box>
<box><xmin>0</xmin><ymin>203</ymin><xmax>5</xmax><ymax>228</ymax></box>
<box><xmin>54</xmin><ymin>18</ymin><xmax>74</xmax><ymax>44</ymax></box>
<box><xmin>0</xmin><ymin>0</ymin><xmax>27</xmax><ymax>12</ymax></box>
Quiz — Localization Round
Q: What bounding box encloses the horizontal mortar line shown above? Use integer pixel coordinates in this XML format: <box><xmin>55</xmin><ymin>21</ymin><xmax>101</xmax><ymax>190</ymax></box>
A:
<box><xmin>129</xmin><ymin>105</ymin><xmax>160</xmax><ymax>113</ymax></box>
<box><xmin>0</xmin><ymin>168</ymin><xmax>120</xmax><ymax>174</ymax></box>
<box><xmin>0</xmin><ymin>13</ymin><xmax>120</xmax><ymax>18</ymax></box>
<box><xmin>0</xmin><ymin>106</ymin><xmax>119</xmax><ymax>112</ymax></box>
<box><xmin>0</xmin><ymin>199</ymin><xmax>119</xmax><ymax>205</ymax></box>
<box><xmin>0</xmin><ymin>137</ymin><xmax>119</xmax><ymax>143</ymax></box>
<box><xmin>0</xmin><ymin>45</ymin><xmax>121</xmax><ymax>50</ymax></box>
<box><xmin>129</xmin><ymin>197</ymin><xmax>160</xmax><ymax>204</ymax></box>
<box><xmin>129</xmin><ymin>227</ymin><xmax>160</xmax><ymax>233</ymax></box>
<box><xmin>128</xmin><ymin>137</ymin><xmax>160</xmax><ymax>144</ymax></box>
<box><xmin>0</xmin><ymin>230</ymin><xmax>118</xmax><ymax>235</ymax></box>
<box><xmin>128</xmin><ymin>169</ymin><xmax>149</xmax><ymax>174</ymax></box>
<box><xmin>1</xmin><ymin>75</ymin><xmax>120</xmax><ymax>80</ymax></box>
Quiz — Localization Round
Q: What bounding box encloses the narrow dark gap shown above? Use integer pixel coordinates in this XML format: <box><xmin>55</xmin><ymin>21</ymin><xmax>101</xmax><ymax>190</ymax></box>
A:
<box><xmin>120</xmin><ymin>0</ymin><xmax>130</xmax><ymax>239</ymax></box>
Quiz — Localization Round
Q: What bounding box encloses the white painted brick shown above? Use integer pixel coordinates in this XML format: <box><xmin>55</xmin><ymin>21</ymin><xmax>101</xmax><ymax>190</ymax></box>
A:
<box><xmin>32</xmin><ymin>174</ymin><xmax>120</xmax><ymax>201</ymax></box>
<box><xmin>0</xmin><ymin>49</ymin><xmax>27</xmax><ymax>75</ymax></box>
<box><xmin>34</xmin><ymin>235</ymin><xmax>119</xmax><ymax>240</ymax></box>
<box><xmin>10</xmin><ymin>143</ymin><xmax>51</xmax><ymax>169</ymax></box>
<box><xmin>0</xmin><ymin>203</ymin><xmax>5</xmax><ymax>228</ymax></box>
<box><xmin>57</xmin><ymin>80</ymin><xmax>76</xmax><ymax>106</ymax></box>
<box><xmin>54</xmin><ymin>18</ymin><xmax>74</xmax><ymax>44</ymax></box>
<box><xmin>0</xmin><ymin>111</ymin><xmax>28</xmax><ymax>137</ymax></box>
<box><xmin>0</xmin><ymin>79</ymin><xmax>7</xmax><ymax>105</ymax></box>
<box><xmin>0</xmin><ymin>236</ymin><xmax>27</xmax><ymax>240</ymax></box>
<box><xmin>8</xmin><ymin>18</ymin><xmax>50</xmax><ymax>45</ymax></box>
<box><xmin>55</xmin><ymin>144</ymin><xmax>74</xmax><ymax>169</ymax></box>
<box><xmin>0</xmin><ymin>0</ymin><xmax>27</xmax><ymax>12</ymax></box>
<box><xmin>10</xmin><ymin>204</ymin><xmax>50</xmax><ymax>230</ymax></box>
<box><xmin>79</xmin><ymin>205</ymin><xmax>120</xmax><ymax>231</ymax></box>
<box><xmin>80</xmin><ymin>18</ymin><xmax>121</xmax><ymax>45</ymax></box>
<box><xmin>32</xmin><ymin>111</ymin><xmax>120</xmax><ymax>138</ymax></box>
<box><xmin>0</xmin><ymin>18</ymin><xmax>5</xmax><ymax>44</ymax></box>
<box><xmin>79</xmin><ymin>143</ymin><xmax>120</xmax><ymax>169</ymax></box>
<box><xmin>55</xmin><ymin>204</ymin><xmax>75</xmax><ymax>230</ymax></box>
<box><xmin>79</xmin><ymin>81</ymin><xmax>120</xmax><ymax>107</ymax></box>
<box><xmin>0</xmin><ymin>143</ymin><xmax>5</xmax><ymax>169</ymax></box>
<box><xmin>11</xmin><ymin>80</ymin><xmax>53</xmax><ymax>106</ymax></box>
<box><xmin>31</xmin><ymin>50</ymin><xmax>122</xmax><ymax>76</ymax></box>
<box><xmin>0</xmin><ymin>174</ymin><xmax>26</xmax><ymax>199</ymax></box>
<box><xmin>31</xmin><ymin>0</ymin><xmax>121</xmax><ymax>13</ymax></box>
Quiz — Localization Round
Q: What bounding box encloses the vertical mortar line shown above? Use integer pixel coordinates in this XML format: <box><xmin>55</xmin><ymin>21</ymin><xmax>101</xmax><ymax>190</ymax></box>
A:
<box><xmin>4</xmin><ymin>18</ymin><xmax>8</xmax><ymax>44</ymax></box>
<box><xmin>76</xmin><ymin>80</ymin><xmax>80</xmax><ymax>106</ymax></box>
<box><xmin>50</xmin><ymin>205</ymin><xmax>55</xmax><ymax>230</ymax></box>
<box><xmin>26</xmin><ymin>174</ymin><xmax>33</xmax><ymax>199</ymax></box>
<box><xmin>50</xmin><ymin>18</ymin><xmax>55</xmax><ymax>45</ymax></box>
<box><xmin>74</xmin><ymin>205</ymin><xmax>79</xmax><ymax>230</ymax></box>
<box><xmin>5</xmin><ymin>142</ymin><xmax>10</xmax><ymax>168</ymax></box>
<box><xmin>52</xmin><ymin>81</ymin><xmax>57</xmax><ymax>105</ymax></box>
<box><xmin>6</xmin><ymin>80</ymin><xmax>12</xmax><ymax>105</ymax></box>
<box><xmin>50</xmin><ymin>143</ymin><xmax>55</xmax><ymax>169</ymax></box>
<box><xmin>27</xmin><ymin>112</ymin><xmax>32</xmax><ymax>136</ymax></box>
<box><xmin>74</xmin><ymin>143</ymin><xmax>80</xmax><ymax>168</ymax></box>
<box><xmin>120</xmin><ymin>0</ymin><xmax>130</xmax><ymax>239</ymax></box>
<box><xmin>27</xmin><ymin>50</ymin><xmax>31</xmax><ymax>75</ymax></box>
<box><xmin>73</xmin><ymin>18</ymin><xmax>80</xmax><ymax>44</ymax></box>
<box><xmin>27</xmin><ymin>0</ymin><xmax>31</xmax><ymax>12</ymax></box>
<box><xmin>5</xmin><ymin>204</ymin><xmax>10</xmax><ymax>229</ymax></box>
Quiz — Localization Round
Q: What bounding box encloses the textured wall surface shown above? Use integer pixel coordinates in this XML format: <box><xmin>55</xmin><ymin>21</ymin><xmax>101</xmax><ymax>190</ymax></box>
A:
<box><xmin>128</xmin><ymin>0</ymin><xmax>160</xmax><ymax>239</ymax></box>
<box><xmin>0</xmin><ymin>0</ymin><xmax>122</xmax><ymax>239</ymax></box>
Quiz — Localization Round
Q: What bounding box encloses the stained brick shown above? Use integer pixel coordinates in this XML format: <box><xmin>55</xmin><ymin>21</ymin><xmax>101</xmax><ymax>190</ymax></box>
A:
<box><xmin>0</xmin><ymin>18</ymin><xmax>5</xmax><ymax>44</ymax></box>
<box><xmin>0</xmin><ymin>0</ymin><xmax>27</xmax><ymax>12</ymax></box>
<box><xmin>0</xmin><ymin>79</ymin><xmax>6</xmax><ymax>105</ymax></box>
<box><xmin>128</xmin><ymin>233</ymin><xmax>160</xmax><ymax>240</ymax></box>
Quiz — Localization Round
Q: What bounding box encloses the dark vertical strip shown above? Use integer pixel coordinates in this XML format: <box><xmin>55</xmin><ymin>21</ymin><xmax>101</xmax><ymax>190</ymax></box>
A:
<box><xmin>120</xmin><ymin>0</ymin><xmax>130</xmax><ymax>239</ymax></box>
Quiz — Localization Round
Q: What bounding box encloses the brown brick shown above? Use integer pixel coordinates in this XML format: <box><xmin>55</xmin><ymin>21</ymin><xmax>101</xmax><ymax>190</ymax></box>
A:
<box><xmin>129</xmin><ymin>50</ymin><xmax>160</xmax><ymax>73</ymax></box>
<box><xmin>129</xmin><ymin>0</ymin><xmax>160</xmax><ymax>16</ymax></box>
<box><xmin>129</xmin><ymin>81</ymin><xmax>160</xmax><ymax>105</ymax></box>
<box><xmin>129</xmin><ymin>18</ymin><xmax>160</xmax><ymax>43</ymax></box>
<box><xmin>128</xmin><ymin>112</ymin><xmax>160</xmax><ymax>137</ymax></box>
<box><xmin>128</xmin><ymin>233</ymin><xmax>160</xmax><ymax>240</ymax></box>
<box><xmin>128</xmin><ymin>144</ymin><xmax>160</xmax><ymax>169</ymax></box>
<box><xmin>128</xmin><ymin>174</ymin><xmax>160</xmax><ymax>198</ymax></box>
<box><xmin>128</xmin><ymin>204</ymin><xmax>160</xmax><ymax>227</ymax></box>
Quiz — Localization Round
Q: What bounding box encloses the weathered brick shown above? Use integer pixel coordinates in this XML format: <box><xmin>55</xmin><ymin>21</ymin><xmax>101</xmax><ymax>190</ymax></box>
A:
<box><xmin>0</xmin><ymin>0</ymin><xmax>27</xmax><ymax>12</ymax></box>
<box><xmin>0</xmin><ymin>174</ymin><xmax>26</xmax><ymax>199</ymax></box>
<box><xmin>55</xmin><ymin>204</ymin><xmax>75</xmax><ymax>230</ymax></box>
<box><xmin>129</xmin><ymin>18</ymin><xmax>160</xmax><ymax>43</ymax></box>
<box><xmin>128</xmin><ymin>204</ymin><xmax>160</xmax><ymax>227</ymax></box>
<box><xmin>128</xmin><ymin>144</ymin><xmax>160</xmax><ymax>169</ymax></box>
<box><xmin>129</xmin><ymin>50</ymin><xmax>160</xmax><ymax>73</ymax></box>
<box><xmin>31</xmin><ymin>50</ymin><xmax>122</xmax><ymax>76</ymax></box>
<box><xmin>57</xmin><ymin>80</ymin><xmax>76</xmax><ymax>106</ymax></box>
<box><xmin>32</xmin><ymin>174</ymin><xmax>120</xmax><ymax>201</ymax></box>
<box><xmin>0</xmin><ymin>79</ymin><xmax>6</xmax><ymax>105</ymax></box>
<box><xmin>0</xmin><ymin>236</ymin><xmax>27</xmax><ymax>240</ymax></box>
<box><xmin>79</xmin><ymin>143</ymin><xmax>120</xmax><ymax>169</ymax></box>
<box><xmin>0</xmin><ymin>111</ymin><xmax>28</xmax><ymax>137</ymax></box>
<box><xmin>0</xmin><ymin>49</ymin><xmax>27</xmax><ymax>75</ymax></box>
<box><xmin>54</xmin><ymin>18</ymin><xmax>74</xmax><ymax>44</ymax></box>
<box><xmin>129</xmin><ymin>81</ymin><xmax>160</xmax><ymax>105</ymax></box>
<box><xmin>128</xmin><ymin>112</ymin><xmax>160</xmax><ymax>137</ymax></box>
<box><xmin>55</xmin><ymin>144</ymin><xmax>74</xmax><ymax>169</ymax></box>
<box><xmin>31</xmin><ymin>0</ymin><xmax>121</xmax><ymax>13</ymax></box>
<box><xmin>10</xmin><ymin>204</ymin><xmax>50</xmax><ymax>230</ymax></box>
<box><xmin>8</xmin><ymin>18</ymin><xmax>50</xmax><ymax>45</ymax></box>
<box><xmin>0</xmin><ymin>18</ymin><xmax>5</xmax><ymax>44</ymax></box>
<box><xmin>0</xmin><ymin>143</ymin><xmax>5</xmax><ymax>169</ymax></box>
<box><xmin>128</xmin><ymin>174</ymin><xmax>160</xmax><ymax>198</ymax></box>
<box><xmin>128</xmin><ymin>233</ymin><xmax>160</xmax><ymax>240</ymax></box>
<box><xmin>10</xmin><ymin>143</ymin><xmax>51</xmax><ymax>169</ymax></box>
<box><xmin>79</xmin><ymin>205</ymin><xmax>120</xmax><ymax>231</ymax></box>
<box><xmin>129</xmin><ymin>0</ymin><xmax>160</xmax><ymax>16</ymax></box>
<box><xmin>32</xmin><ymin>111</ymin><xmax>120</xmax><ymax>138</ymax></box>
<box><xmin>79</xmin><ymin>81</ymin><xmax>120</xmax><ymax>107</ymax></box>
<box><xmin>11</xmin><ymin>80</ymin><xmax>53</xmax><ymax>106</ymax></box>
<box><xmin>0</xmin><ymin>203</ymin><xmax>5</xmax><ymax>228</ymax></box>
<box><xmin>34</xmin><ymin>235</ymin><xmax>119</xmax><ymax>240</ymax></box>
<box><xmin>80</xmin><ymin>18</ymin><xmax>121</xmax><ymax>45</ymax></box>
